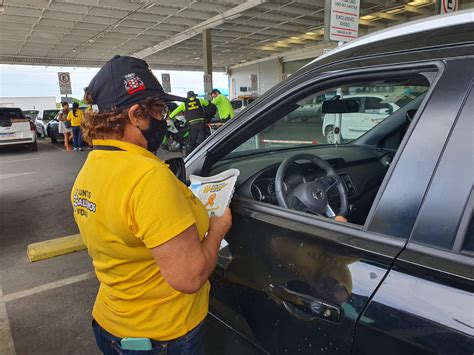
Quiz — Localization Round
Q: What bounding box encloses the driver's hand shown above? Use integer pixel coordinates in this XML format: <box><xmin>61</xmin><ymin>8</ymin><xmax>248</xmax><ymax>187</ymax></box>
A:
<box><xmin>335</xmin><ymin>215</ymin><xmax>348</xmax><ymax>223</ymax></box>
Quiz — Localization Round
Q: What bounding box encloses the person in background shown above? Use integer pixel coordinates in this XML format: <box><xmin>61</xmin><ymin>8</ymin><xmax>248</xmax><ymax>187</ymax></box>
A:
<box><xmin>58</xmin><ymin>101</ymin><xmax>72</xmax><ymax>151</ymax></box>
<box><xmin>67</xmin><ymin>102</ymin><xmax>84</xmax><ymax>152</ymax></box>
<box><xmin>75</xmin><ymin>55</ymin><xmax>232</xmax><ymax>355</ymax></box>
<box><xmin>210</xmin><ymin>89</ymin><xmax>234</xmax><ymax>122</ymax></box>
<box><xmin>169</xmin><ymin>91</ymin><xmax>210</xmax><ymax>154</ymax></box>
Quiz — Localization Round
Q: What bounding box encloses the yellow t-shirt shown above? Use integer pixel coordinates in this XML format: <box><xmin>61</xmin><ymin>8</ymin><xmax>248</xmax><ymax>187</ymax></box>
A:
<box><xmin>67</xmin><ymin>109</ymin><xmax>83</xmax><ymax>126</ymax></box>
<box><xmin>71</xmin><ymin>139</ymin><xmax>210</xmax><ymax>341</ymax></box>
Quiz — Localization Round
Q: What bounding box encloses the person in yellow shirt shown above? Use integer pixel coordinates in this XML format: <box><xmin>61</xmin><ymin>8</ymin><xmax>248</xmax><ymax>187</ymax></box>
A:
<box><xmin>74</xmin><ymin>55</ymin><xmax>232</xmax><ymax>354</ymax></box>
<box><xmin>67</xmin><ymin>102</ymin><xmax>84</xmax><ymax>151</ymax></box>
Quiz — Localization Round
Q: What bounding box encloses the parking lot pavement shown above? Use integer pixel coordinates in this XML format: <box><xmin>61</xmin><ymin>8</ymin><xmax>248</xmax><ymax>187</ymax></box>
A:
<box><xmin>0</xmin><ymin>139</ymin><xmax>182</xmax><ymax>354</ymax></box>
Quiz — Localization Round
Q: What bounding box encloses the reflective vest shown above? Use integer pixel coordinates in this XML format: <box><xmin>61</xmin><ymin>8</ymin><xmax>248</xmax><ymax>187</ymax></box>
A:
<box><xmin>184</xmin><ymin>97</ymin><xmax>205</xmax><ymax>123</ymax></box>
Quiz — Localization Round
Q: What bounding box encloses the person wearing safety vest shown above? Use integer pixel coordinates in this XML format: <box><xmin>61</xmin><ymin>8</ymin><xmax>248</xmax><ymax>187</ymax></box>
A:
<box><xmin>210</xmin><ymin>89</ymin><xmax>234</xmax><ymax>122</ymax></box>
<box><xmin>169</xmin><ymin>91</ymin><xmax>209</xmax><ymax>153</ymax></box>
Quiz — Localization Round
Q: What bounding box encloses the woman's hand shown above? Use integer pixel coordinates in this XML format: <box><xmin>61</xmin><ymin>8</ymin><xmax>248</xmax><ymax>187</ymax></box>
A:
<box><xmin>209</xmin><ymin>208</ymin><xmax>232</xmax><ymax>240</ymax></box>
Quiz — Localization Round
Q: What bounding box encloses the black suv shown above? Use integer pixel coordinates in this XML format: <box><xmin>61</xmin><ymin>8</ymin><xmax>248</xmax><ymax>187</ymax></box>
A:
<box><xmin>185</xmin><ymin>12</ymin><xmax>474</xmax><ymax>355</ymax></box>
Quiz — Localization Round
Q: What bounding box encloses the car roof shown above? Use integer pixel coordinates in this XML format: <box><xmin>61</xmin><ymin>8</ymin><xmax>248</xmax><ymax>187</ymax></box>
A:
<box><xmin>305</xmin><ymin>10</ymin><xmax>474</xmax><ymax>71</ymax></box>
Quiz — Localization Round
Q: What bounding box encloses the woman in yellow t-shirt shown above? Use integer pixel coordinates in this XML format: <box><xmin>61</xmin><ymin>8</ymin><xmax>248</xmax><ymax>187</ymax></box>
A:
<box><xmin>67</xmin><ymin>102</ymin><xmax>84</xmax><ymax>152</ymax></box>
<box><xmin>73</xmin><ymin>55</ymin><xmax>232</xmax><ymax>354</ymax></box>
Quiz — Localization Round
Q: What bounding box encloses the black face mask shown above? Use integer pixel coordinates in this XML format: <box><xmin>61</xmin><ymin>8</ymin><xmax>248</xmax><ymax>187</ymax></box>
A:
<box><xmin>140</xmin><ymin>118</ymin><xmax>167</xmax><ymax>152</ymax></box>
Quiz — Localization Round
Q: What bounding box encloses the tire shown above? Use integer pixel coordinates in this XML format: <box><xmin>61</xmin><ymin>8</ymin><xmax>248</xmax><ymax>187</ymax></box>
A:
<box><xmin>51</xmin><ymin>135</ymin><xmax>57</xmax><ymax>144</ymax></box>
<box><xmin>36</xmin><ymin>130</ymin><xmax>42</xmax><ymax>138</ymax></box>
<box><xmin>29</xmin><ymin>142</ymin><xmax>38</xmax><ymax>152</ymax></box>
<box><xmin>325</xmin><ymin>125</ymin><xmax>336</xmax><ymax>144</ymax></box>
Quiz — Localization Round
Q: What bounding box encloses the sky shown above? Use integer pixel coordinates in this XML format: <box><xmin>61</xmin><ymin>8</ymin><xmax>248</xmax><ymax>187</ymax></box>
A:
<box><xmin>0</xmin><ymin>64</ymin><xmax>229</xmax><ymax>103</ymax></box>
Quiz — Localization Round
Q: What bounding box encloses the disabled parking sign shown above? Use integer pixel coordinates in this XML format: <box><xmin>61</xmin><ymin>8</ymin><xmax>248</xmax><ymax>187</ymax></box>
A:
<box><xmin>58</xmin><ymin>72</ymin><xmax>72</xmax><ymax>95</ymax></box>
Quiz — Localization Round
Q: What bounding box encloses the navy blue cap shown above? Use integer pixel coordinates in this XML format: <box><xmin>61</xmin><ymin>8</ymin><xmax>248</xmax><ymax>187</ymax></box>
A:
<box><xmin>86</xmin><ymin>55</ymin><xmax>186</xmax><ymax>112</ymax></box>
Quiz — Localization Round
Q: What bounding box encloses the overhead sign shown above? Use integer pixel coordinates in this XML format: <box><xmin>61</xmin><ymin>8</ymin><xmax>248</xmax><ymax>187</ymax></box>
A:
<box><xmin>250</xmin><ymin>74</ymin><xmax>258</xmax><ymax>91</ymax></box>
<box><xmin>440</xmin><ymin>0</ymin><xmax>458</xmax><ymax>13</ymax></box>
<box><xmin>329</xmin><ymin>0</ymin><xmax>360</xmax><ymax>42</ymax></box>
<box><xmin>203</xmin><ymin>74</ymin><xmax>212</xmax><ymax>94</ymax></box>
<box><xmin>58</xmin><ymin>72</ymin><xmax>72</xmax><ymax>95</ymax></box>
<box><xmin>161</xmin><ymin>73</ymin><xmax>171</xmax><ymax>93</ymax></box>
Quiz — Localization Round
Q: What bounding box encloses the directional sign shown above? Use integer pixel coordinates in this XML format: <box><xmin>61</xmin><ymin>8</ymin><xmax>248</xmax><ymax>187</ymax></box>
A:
<box><xmin>58</xmin><ymin>72</ymin><xmax>72</xmax><ymax>95</ymax></box>
<box><xmin>161</xmin><ymin>73</ymin><xmax>171</xmax><ymax>93</ymax></box>
<box><xmin>203</xmin><ymin>74</ymin><xmax>212</xmax><ymax>94</ymax></box>
<box><xmin>329</xmin><ymin>0</ymin><xmax>360</xmax><ymax>42</ymax></box>
<box><xmin>440</xmin><ymin>0</ymin><xmax>458</xmax><ymax>13</ymax></box>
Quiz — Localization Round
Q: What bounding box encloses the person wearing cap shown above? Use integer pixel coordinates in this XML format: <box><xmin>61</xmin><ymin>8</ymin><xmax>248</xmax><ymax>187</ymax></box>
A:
<box><xmin>210</xmin><ymin>89</ymin><xmax>234</xmax><ymax>122</ymax></box>
<box><xmin>169</xmin><ymin>91</ymin><xmax>209</xmax><ymax>154</ymax></box>
<box><xmin>73</xmin><ymin>55</ymin><xmax>232</xmax><ymax>354</ymax></box>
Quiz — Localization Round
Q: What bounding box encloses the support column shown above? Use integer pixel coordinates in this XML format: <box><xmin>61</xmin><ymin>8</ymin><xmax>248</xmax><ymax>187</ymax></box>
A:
<box><xmin>203</xmin><ymin>29</ymin><xmax>213</xmax><ymax>93</ymax></box>
<box><xmin>324</xmin><ymin>0</ymin><xmax>332</xmax><ymax>42</ymax></box>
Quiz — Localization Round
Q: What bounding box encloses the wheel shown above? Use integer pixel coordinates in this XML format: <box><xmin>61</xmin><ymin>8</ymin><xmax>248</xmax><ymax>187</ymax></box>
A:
<box><xmin>29</xmin><ymin>142</ymin><xmax>38</xmax><ymax>152</ymax></box>
<box><xmin>36</xmin><ymin>130</ymin><xmax>42</xmax><ymax>138</ymax></box>
<box><xmin>325</xmin><ymin>125</ymin><xmax>336</xmax><ymax>144</ymax></box>
<box><xmin>51</xmin><ymin>135</ymin><xmax>57</xmax><ymax>144</ymax></box>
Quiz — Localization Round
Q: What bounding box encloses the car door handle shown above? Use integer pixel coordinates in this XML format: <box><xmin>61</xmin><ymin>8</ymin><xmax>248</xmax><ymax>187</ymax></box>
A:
<box><xmin>267</xmin><ymin>283</ymin><xmax>343</xmax><ymax>323</ymax></box>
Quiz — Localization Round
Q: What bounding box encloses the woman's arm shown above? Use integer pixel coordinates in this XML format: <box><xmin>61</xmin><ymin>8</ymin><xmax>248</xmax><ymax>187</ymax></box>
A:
<box><xmin>150</xmin><ymin>208</ymin><xmax>232</xmax><ymax>294</ymax></box>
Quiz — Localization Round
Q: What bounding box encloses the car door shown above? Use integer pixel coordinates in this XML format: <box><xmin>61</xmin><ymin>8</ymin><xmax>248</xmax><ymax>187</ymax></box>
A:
<box><xmin>353</xmin><ymin>83</ymin><xmax>474</xmax><ymax>355</ymax></box>
<box><xmin>189</xmin><ymin>59</ymin><xmax>473</xmax><ymax>355</ymax></box>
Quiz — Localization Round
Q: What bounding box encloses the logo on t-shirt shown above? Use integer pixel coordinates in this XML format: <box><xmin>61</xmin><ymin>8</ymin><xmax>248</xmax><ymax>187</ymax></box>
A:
<box><xmin>73</xmin><ymin>188</ymin><xmax>96</xmax><ymax>217</ymax></box>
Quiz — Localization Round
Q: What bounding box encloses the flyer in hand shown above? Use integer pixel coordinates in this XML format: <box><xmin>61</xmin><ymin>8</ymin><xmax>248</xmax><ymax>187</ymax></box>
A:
<box><xmin>189</xmin><ymin>169</ymin><xmax>240</xmax><ymax>217</ymax></box>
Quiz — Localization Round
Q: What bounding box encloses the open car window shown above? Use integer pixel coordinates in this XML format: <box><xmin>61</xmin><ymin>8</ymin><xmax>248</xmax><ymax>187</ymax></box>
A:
<box><xmin>228</xmin><ymin>79</ymin><xmax>428</xmax><ymax>158</ymax></box>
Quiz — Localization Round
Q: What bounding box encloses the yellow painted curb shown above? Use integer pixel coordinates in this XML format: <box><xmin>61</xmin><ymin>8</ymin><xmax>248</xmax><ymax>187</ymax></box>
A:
<box><xmin>27</xmin><ymin>234</ymin><xmax>86</xmax><ymax>262</ymax></box>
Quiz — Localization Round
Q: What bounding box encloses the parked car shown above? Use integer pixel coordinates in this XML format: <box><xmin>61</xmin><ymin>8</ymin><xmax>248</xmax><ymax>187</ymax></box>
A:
<box><xmin>0</xmin><ymin>107</ymin><xmax>37</xmax><ymax>151</ymax></box>
<box><xmin>34</xmin><ymin>109</ymin><xmax>60</xmax><ymax>137</ymax></box>
<box><xmin>23</xmin><ymin>110</ymin><xmax>39</xmax><ymax>120</ymax></box>
<box><xmin>231</xmin><ymin>95</ymin><xmax>257</xmax><ymax>115</ymax></box>
<box><xmin>183</xmin><ymin>12</ymin><xmax>474</xmax><ymax>355</ymax></box>
<box><xmin>321</xmin><ymin>94</ymin><xmax>399</xmax><ymax>143</ymax></box>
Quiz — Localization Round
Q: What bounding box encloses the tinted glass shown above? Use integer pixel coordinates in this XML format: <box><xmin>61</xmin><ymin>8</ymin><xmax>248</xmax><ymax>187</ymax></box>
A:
<box><xmin>462</xmin><ymin>211</ymin><xmax>474</xmax><ymax>253</ymax></box>
<box><xmin>43</xmin><ymin>110</ymin><xmax>59</xmax><ymax>121</ymax></box>
<box><xmin>0</xmin><ymin>109</ymin><xmax>24</xmax><ymax>119</ymax></box>
<box><xmin>24</xmin><ymin>110</ymin><xmax>39</xmax><ymax>119</ymax></box>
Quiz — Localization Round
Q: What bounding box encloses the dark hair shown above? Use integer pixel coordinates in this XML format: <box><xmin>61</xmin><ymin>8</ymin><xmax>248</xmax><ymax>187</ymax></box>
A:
<box><xmin>72</xmin><ymin>102</ymin><xmax>79</xmax><ymax>117</ymax></box>
<box><xmin>61</xmin><ymin>102</ymin><xmax>69</xmax><ymax>107</ymax></box>
<box><xmin>211</xmin><ymin>89</ymin><xmax>221</xmax><ymax>95</ymax></box>
<box><xmin>81</xmin><ymin>95</ymin><xmax>165</xmax><ymax>144</ymax></box>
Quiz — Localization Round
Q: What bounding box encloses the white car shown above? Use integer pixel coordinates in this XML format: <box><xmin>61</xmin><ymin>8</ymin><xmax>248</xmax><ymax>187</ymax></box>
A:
<box><xmin>0</xmin><ymin>107</ymin><xmax>37</xmax><ymax>151</ymax></box>
<box><xmin>230</xmin><ymin>96</ymin><xmax>257</xmax><ymax>115</ymax></box>
<box><xmin>34</xmin><ymin>109</ymin><xmax>60</xmax><ymax>137</ymax></box>
<box><xmin>322</xmin><ymin>95</ymin><xmax>399</xmax><ymax>143</ymax></box>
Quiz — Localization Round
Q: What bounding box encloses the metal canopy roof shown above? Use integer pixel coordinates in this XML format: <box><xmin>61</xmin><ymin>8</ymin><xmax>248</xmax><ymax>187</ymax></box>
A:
<box><xmin>0</xmin><ymin>0</ymin><xmax>471</xmax><ymax>71</ymax></box>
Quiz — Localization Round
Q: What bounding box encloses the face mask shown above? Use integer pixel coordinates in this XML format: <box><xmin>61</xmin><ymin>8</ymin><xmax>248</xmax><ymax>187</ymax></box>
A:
<box><xmin>140</xmin><ymin>117</ymin><xmax>167</xmax><ymax>152</ymax></box>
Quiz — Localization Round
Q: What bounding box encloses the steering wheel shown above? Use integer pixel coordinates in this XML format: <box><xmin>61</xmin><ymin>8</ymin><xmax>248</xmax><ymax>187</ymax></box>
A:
<box><xmin>275</xmin><ymin>153</ymin><xmax>348</xmax><ymax>218</ymax></box>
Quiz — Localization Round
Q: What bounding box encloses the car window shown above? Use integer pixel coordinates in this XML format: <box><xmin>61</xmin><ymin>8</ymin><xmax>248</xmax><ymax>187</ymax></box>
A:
<box><xmin>24</xmin><ymin>110</ymin><xmax>39</xmax><ymax>119</ymax></box>
<box><xmin>211</xmin><ymin>73</ymin><xmax>432</xmax><ymax>228</ymax></box>
<box><xmin>0</xmin><ymin>109</ymin><xmax>24</xmax><ymax>120</ymax></box>
<box><xmin>230</xmin><ymin>78</ymin><xmax>428</xmax><ymax>154</ymax></box>
<box><xmin>43</xmin><ymin>110</ymin><xmax>59</xmax><ymax>121</ymax></box>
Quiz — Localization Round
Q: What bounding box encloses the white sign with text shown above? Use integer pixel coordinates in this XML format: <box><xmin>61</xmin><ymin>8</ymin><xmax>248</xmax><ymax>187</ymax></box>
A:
<box><xmin>330</xmin><ymin>0</ymin><xmax>360</xmax><ymax>42</ymax></box>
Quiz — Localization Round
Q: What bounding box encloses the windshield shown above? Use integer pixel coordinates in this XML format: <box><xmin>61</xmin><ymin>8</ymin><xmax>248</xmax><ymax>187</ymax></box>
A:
<box><xmin>43</xmin><ymin>110</ymin><xmax>59</xmax><ymax>121</ymax></box>
<box><xmin>23</xmin><ymin>110</ymin><xmax>39</xmax><ymax>119</ymax></box>
<box><xmin>226</xmin><ymin>78</ymin><xmax>429</xmax><ymax>159</ymax></box>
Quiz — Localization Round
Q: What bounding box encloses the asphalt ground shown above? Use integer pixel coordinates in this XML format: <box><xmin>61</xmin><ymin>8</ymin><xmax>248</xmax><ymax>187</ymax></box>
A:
<box><xmin>0</xmin><ymin>138</ymin><xmax>179</xmax><ymax>355</ymax></box>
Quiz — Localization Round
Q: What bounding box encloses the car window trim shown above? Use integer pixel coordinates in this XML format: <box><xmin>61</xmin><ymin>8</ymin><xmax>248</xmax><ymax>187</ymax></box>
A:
<box><xmin>453</xmin><ymin>190</ymin><xmax>473</xmax><ymax>254</ymax></box>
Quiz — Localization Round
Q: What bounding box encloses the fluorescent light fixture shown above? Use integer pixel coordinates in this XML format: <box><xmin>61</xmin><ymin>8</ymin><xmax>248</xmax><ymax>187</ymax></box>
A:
<box><xmin>305</xmin><ymin>32</ymin><xmax>316</xmax><ymax>35</ymax></box>
<box><xmin>225</xmin><ymin>14</ymin><xmax>242</xmax><ymax>21</ymax></box>
<box><xmin>291</xmin><ymin>36</ymin><xmax>300</xmax><ymax>40</ymax></box>
<box><xmin>407</xmin><ymin>0</ymin><xmax>432</xmax><ymax>6</ymax></box>
<box><xmin>360</xmin><ymin>15</ymin><xmax>377</xmax><ymax>21</ymax></box>
<box><xmin>144</xmin><ymin>3</ymin><xmax>155</xmax><ymax>9</ymax></box>
<box><xmin>386</xmin><ymin>7</ymin><xmax>404</xmax><ymax>14</ymax></box>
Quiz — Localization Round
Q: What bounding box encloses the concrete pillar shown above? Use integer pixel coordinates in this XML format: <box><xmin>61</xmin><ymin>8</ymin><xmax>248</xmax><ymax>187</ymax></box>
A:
<box><xmin>203</xmin><ymin>29</ymin><xmax>213</xmax><ymax>90</ymax></box>
<box><xmin>324</xmin><ymin>0</ymin><xmax>331</xmax><ymax>42</ymax></box>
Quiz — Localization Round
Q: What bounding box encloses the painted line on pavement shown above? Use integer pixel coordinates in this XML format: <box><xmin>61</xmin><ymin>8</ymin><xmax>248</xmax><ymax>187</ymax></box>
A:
<box><xmin>0</xmin><ymin>158</ymin><xmax>40</xmax><ymax>164</ymax></box>
<box><xmin>0</xmin><ymin>172</ymin><xmax>36</xmax><ymax>180</ymax></box>
<box><xmin>0</xmin><ymin>281</ymin><xmax>16</xmax><ymax>355</ymax></box>
<box><xmin>3</xmin><ymin>272</ymin><xmax>95</xmax><ymax>303</ymax></box>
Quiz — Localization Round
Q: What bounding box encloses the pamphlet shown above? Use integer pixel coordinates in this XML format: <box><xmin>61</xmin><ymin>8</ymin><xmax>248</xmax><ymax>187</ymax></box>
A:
<box><xmin>189</xmin><ymin>169</ymin><xmax>240</xmax><ymax>217</ymax></box>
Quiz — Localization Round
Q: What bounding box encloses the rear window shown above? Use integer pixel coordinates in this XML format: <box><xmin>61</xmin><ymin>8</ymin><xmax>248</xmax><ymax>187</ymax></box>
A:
<box><xmin>0</xmin><ymin>109</ymin><xmax>25</xmax><ymax>120</ymax></box>
<box><xmin>24</xmin><ymin>110</ymin><xmax>39</xmax><ymax>119</ymax></box>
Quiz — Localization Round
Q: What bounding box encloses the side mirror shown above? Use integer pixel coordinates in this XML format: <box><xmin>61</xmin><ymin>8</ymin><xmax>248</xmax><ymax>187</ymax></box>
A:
<box><xmin>165</xmin><ymin>157</ymin><xmax>186</xmax><ymax>184</ymax></box>
<box><xmin>322</xmin><ymin>99</ymin><xmax>360</xmax><ymax>114</ymax></box>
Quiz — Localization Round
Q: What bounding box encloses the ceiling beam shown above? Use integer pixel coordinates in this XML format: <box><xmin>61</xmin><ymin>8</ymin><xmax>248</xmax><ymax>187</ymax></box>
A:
<box><xmin>134</xmin><ymin>0</ymin><xmax>268</xmax><ymax>59</ymax></box>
